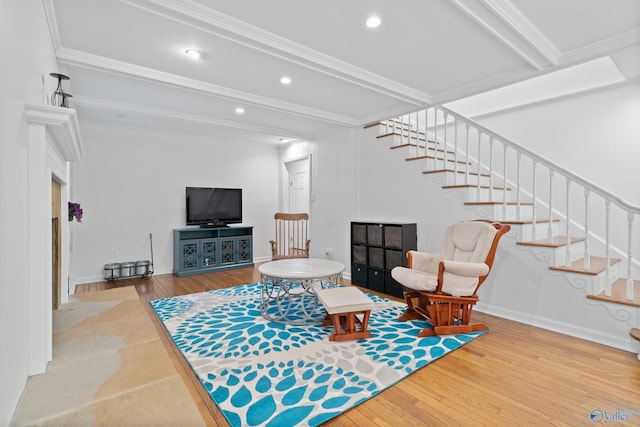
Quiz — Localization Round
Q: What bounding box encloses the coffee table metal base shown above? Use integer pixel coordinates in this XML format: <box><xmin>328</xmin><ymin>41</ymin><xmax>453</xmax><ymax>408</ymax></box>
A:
<box><xmin>258</xmin><ymin>259</ymin><xmax>345</xmax><ymax>325</ymax></box>
<box><xmin>260</xmin><ymin>276</ymin><xmax>340</xmax><ymax>324</ymax></box>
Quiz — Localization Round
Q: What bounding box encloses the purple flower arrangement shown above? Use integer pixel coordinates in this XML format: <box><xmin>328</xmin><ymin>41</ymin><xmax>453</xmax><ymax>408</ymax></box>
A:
<box><xmin>68</xmin><ymin>202</ymin><xmax>83</xmax><ymax>222</ymax></box>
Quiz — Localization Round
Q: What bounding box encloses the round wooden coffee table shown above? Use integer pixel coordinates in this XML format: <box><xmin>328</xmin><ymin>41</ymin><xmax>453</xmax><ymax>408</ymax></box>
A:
<box><xmin>258</xmin><ymin>258</ymin><xmax>345</xmax><ymax>324</ymax></box>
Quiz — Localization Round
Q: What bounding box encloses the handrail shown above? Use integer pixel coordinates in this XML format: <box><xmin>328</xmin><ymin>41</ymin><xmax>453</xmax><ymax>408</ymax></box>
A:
<box><xmin>439</xmin><ymin>105</ymin><xmax>640</xmax><ymax>214</ymax></box>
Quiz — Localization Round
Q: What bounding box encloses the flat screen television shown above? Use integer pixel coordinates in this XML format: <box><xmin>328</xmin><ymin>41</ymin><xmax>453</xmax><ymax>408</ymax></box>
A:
<box><xmin>186</xmin><ymin>187</ymin><xmax>242</xmax><ymax>227</ymax></box>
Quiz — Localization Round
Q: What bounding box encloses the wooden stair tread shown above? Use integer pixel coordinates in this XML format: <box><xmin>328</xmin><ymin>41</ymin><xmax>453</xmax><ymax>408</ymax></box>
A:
<box><xmin>498</xmin><ymin>218</ymin><xmax>560</xmax><ymax>224</ymax></box>
<box><xmin>549</xmin><ymin>256</ymin><xmax>620</xmax><ymax>275</ymax></box>
<box><xmin>363</xmin><ymin>121</ymin><xmax>384</xmax><ymax>129</ymax></box>
<box><xmin>517</xmin><ymin>236</ymin><xmax>585</xmax><ymax>248</ymax></box>
<box><xmin>587</xmin><ymin>278</ymin><xmax>640</xmax><ymax>307</ymax></box>
<box><xmin>631</xmin><ymin>328</ymin><xmax>640</xmax><ymax>341</ymax></box>
<box><xmin>404</xmin><ymin>148</ymin><xmax>457</xmax><ymax>157</ymax></box>
<box><xmin>464</xmin><ymin>201</ymin><xmax>533</xmax><ymax>206</ymax></box>
<box><xmin>422</xmin><ymin>169</ymin><xmax>491</xmax><ymax>177</ymax></box>
<box><xmin>378</xmin><ymin>133</ymin><xmax>436</xmax><ymax>143</ymax></box>
<box><xmin>442</xmin><ymin>184</ymin><xmax>511</xmax><ymax>191</ymax></box>
<box><xmin>406</xmin><ymin>156</ymin><xmax>467</xmax><ymax>164</ymax></box>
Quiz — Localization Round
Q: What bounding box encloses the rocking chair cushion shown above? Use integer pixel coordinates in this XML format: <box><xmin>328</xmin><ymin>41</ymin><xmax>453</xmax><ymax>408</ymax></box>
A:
<box><xmin>444</xmin><ymin>221</ymin><xmax>497</xmax><ymax>262</ymax></box>
<box><xmin>442</xmin><ymin>260</ymin><xmax>490</xmax><ymax>277</ymax></box>
<box><xmin>391</xmin><ymin>267</ymin><xmax>438</xmax><ymax>292</ymax></box>
<box><xmin>440</xmin><ymin>261</ymin><xmax>490</xmax><ymax>296</ymax></box>
<box><xmin>406</xmin><ymin>251</ymin><xmax>441</xmax><ymax>274</ymax></box>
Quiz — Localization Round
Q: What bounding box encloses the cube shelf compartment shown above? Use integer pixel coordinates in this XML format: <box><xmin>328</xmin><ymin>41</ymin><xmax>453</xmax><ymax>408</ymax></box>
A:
<box><xmin>350</xmin><ymin>222</ymin><xmax>417</xmax><ymax>298</ymax></box>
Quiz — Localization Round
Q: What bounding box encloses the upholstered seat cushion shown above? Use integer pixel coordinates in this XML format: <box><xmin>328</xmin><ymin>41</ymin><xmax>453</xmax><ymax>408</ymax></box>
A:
<box><xmin>316</xmin><ymin>287</ymin><xmax>373</xmax><ymax>314</ymax></box>
<box><xmin>391</xmin><ymin>267</ymin><xmax>438</xmax><ymax>292</ymax></box>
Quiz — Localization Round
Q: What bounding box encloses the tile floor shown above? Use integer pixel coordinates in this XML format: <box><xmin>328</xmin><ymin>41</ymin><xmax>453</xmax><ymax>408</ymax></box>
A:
<box><xmin>10</xmin><ymin>287</ymin><xmax>205</xmax><ymax>427</ymax></box>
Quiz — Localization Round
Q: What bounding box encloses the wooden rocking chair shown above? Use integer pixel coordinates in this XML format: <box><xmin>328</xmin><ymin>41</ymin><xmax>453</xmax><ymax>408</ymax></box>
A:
<box><xmin>391</xmin><ymin>220</ymin><xmax>510</xmax><ymax>337</ymax></box>
<box><xmin>269</xmin><ymin>212</ymin><xmax>310</xmax><ymax>260</ymax></box>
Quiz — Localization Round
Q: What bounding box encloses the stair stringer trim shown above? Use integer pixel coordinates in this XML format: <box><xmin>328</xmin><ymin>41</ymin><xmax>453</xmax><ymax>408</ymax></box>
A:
<box><xmin>552</xmin><ymin>270</ymin><xmax>638</xmax><ymax>324</ymax></box>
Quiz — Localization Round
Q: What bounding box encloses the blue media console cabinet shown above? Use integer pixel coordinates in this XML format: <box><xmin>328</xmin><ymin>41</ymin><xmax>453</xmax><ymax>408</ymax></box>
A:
<box><xmin>173</xmin><ymin>226</ymin><xmax>253</xmax><ymax>277</ymax></box>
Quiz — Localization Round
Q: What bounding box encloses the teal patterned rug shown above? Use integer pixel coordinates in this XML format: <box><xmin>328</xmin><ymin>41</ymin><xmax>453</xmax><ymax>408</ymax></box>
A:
<box><xmin>150</xmin><ymin>283</ymin><xmax>485</xmax><ymax>427</ymax></box>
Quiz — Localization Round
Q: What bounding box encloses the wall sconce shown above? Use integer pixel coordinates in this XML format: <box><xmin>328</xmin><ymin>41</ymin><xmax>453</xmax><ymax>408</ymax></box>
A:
<box><xmin>49</xmin><ymin>73</ymin><xmax>71</xmax><ymax>108</ymax></box>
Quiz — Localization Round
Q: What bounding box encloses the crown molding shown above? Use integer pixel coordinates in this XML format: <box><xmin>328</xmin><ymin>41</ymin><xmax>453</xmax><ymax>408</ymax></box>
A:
<box><xmin>120</xmin><ymin>0</ymin><xmax>431</xmax><ymax>105</ymax></box>
<box><xmin>56</xmin><ymin>47</ymin><xmax>359</xmax><ymax>126</ymax></box>
<box><xmin>560</xmin><ymin>29</ymin><xmax>640</xmax><ymax>65</ymax></box>
<box><xmin>72</xmin><ymin>95</ymin><xmax>314</xmax><ymax>141</ymax></box>
<box><xmin>42</xmin><ymin>0</ymin><xmax>62</xmax><ymax>52</ymax></box>
<box><xmin>25</xmin><ymin>104</ymin><xmax>83</xmax><ymax>161</ymax></box>
<box><xmin>448</xmin><ymin>0</ymin><xmax>559</xmax><ymax>70</ymax></box>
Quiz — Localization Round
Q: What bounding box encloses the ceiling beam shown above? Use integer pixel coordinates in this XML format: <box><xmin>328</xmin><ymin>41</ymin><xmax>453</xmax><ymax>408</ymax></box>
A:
<box><xmin>120</xmin><ymin>0</ymin><xmax>432</xmax><ymax>105</ymax></box>
<box><xmin>448</xmin><ymin>0</ymin><xmax>560</xmax><ymax>70</ymax></box>
<box><xmin>56</xmin><ymin>47</ymin><xmax>360</xmax><ymax>126</ymax></box>
<box><xmin>73</xmin><ymin>95</ymin><xmax>314</xmax><ymax>141</ymax></box>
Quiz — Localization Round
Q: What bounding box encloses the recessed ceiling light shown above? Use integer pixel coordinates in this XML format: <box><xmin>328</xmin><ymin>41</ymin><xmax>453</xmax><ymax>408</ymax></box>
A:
<box><xmin>279</xmin><ymin>138</ymin><xmax>292</xmax><ymax>143</ymax></box>
<box><xmin>235</xmin><ymin>107</ymin><xmax>245</xmax><ymax>114</ymax></box>
<box><xmin>366</xmin><ymin>16</ymin><xmax>381</xmax><ymax>28</ymax></box>
<box><xmin>280</xmin><ymin>76</ymin><xmax>292</xmax><ymax>85</ymax></box>
<box><xmin>185</xmin><ymin>49</ymin><xmax>200</xmax><ymax>60</ymax></box>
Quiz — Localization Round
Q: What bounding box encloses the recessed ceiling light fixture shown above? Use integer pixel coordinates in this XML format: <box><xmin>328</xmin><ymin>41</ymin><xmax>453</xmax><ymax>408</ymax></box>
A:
<box><xmin>235</xmin><ymin>107</ymin><xmax>245</xmax><ymax>114</ymax></box>
<box><xmin>279</xmin><ymin>138</ymin><xmax>292</xmax><ymax>143</ymax></box>
<box><xmin>366</xmin><ymin>16</ymin><xmax>381</xmax><ymax>28</ymax></box>
<box><xmin>185</xmin><ymin>49</ymin><xmax>200</xmax><ymax>60</ymax></box>
<box><xmin>280</xmin><ymin>76</ymin><xmax>292</xmax><ymax>85</ymax></box>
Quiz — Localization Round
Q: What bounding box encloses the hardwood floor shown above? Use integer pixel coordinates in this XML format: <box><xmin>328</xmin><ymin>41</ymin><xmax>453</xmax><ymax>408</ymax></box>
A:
<box><xmin>76</xmin><ymin>267</ymin><xmax>640</xmax><ymax>426</ymax></box>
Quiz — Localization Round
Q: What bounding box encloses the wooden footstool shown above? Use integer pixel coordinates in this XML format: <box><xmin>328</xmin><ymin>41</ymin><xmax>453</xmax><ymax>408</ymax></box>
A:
<box><xmin>316</xmin><ymin>286</ymin><xmax>374</xmax><ymax>341</ymax></box>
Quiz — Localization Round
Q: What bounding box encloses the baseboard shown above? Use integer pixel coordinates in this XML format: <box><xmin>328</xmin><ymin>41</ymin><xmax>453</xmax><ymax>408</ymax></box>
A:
<box><xmin>475</xmin><ymin>302</ymin><xmax>634</xmax><ymax>353</ymax></box>
<box><xmin>72</xmin><ymin>267</ymin><xmax>174</xmax><ymax>293</ymax></box>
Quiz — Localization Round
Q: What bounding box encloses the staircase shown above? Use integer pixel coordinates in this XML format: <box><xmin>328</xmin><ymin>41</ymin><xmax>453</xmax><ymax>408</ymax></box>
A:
<box><xmin>365</xmin><ymin>106</ymin><xmax>640</xmax><ymax>357</ymax></box>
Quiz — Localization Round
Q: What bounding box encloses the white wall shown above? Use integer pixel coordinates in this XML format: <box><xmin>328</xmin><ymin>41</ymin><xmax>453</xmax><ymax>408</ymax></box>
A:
<box><xmin>476</xmin><ymin>82</ymin><xmax>640</xmax><ymax>205</ymax></box>
<box><xmin>356</xmin><ymin>126</ymin><xmax>479</xmax><ymax>253</ymax></box>
<box><xmin>71</xmin><ymin>123</ymin><xmax>280</xmax><ymax>284</ymax></box>
<box><xmin>0</xmin><ymin>0</ymin><xmax>62</xmax><ymax>424</ymax></box>
<box><xmin>278</xmin><ymin>127</ymin><xmax>357</xmax><ymax>266</ymax></box>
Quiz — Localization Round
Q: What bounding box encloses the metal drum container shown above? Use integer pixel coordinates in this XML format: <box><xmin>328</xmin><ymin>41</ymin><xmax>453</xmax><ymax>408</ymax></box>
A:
<box><xmin>135</xmin><ymin>260</ymin><xmax>151</xmax><ymax>276</ymax></box>
<box><xmin>119</xmin><ymin>262</ymin><xmax>136</xmax><ymax>278</ymax></box>
<box><xmin>104</xmin><ymin>263</ymin><xmax>120</xmax><ymax>281</ymax></box>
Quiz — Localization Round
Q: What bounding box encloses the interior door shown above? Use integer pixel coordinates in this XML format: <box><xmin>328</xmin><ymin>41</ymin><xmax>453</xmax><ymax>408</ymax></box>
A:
<box><xmin>286</xmin><ymin>157</ymin><xmax>310</xmax><ymax>251</ymax></box>
<box><xmin>286</xmin><ymin>157</ymin><xmax>310</xmax><ymax>214</ymax></box>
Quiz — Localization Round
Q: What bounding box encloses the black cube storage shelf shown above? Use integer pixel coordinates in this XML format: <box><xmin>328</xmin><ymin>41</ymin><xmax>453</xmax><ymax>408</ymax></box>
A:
<box><xmin>350</xmin><ymin>222</ymin><xmax>417</xmax><ymax>298</ymax></box>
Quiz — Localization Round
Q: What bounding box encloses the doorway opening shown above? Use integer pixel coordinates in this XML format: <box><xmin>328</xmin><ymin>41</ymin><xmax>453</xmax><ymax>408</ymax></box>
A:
<box><xmin>52</xmin><ymin>179</ymin><xmax>61</xmax><ymax>310</ymax></box>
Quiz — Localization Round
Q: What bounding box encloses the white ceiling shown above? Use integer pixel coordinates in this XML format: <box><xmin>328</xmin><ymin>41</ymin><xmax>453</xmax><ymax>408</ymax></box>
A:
<box><xmin>46</xmin><ymin>0</ymin><xmax>640</xmax><ymax>144</ymax></box>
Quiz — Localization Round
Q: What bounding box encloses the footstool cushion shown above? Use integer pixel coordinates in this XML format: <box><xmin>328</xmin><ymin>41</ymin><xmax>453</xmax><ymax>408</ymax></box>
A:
<box><xmin>316</xmin><ymin>287</ymin><xmax>374</xmax><ymax>341</ymax></box>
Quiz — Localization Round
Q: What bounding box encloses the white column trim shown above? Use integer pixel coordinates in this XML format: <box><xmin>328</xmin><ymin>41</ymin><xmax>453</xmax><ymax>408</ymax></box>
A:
<box><xmin>25</xmin><ymin>105</ymin><xmax>82</xmax><ymax>375</ymax></box>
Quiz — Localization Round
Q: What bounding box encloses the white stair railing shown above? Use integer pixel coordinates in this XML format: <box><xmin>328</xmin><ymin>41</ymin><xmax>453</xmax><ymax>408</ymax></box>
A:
<box><xmin>380</xmin><ymin>105</ymin><xmax>640</xmax><ymax>301</ymax></box>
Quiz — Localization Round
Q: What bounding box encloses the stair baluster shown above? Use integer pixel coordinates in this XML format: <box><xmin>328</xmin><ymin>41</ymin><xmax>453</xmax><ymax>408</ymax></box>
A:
<box><xmin>453</xmin><ymin>117</ymin><xmax>459</xmax><ymax>179</ymax></box>
<box><xmin>477</xmin><ymin>131</ymin><xmax>482</xmax><ymax>200</ymax></box>
<box><xmin>516</xmin><ymin>152</ymin><xmax>522</xmax><ymax>221</ymax></box>
<box><xmin>548</xmin><ymin>170</ymin><xmax>554</xmax><ymax>243</ymax></box>
<box><xmin>584</xmin><ymin>189</ymin><xmax>591</xmax><ymax>269</ymax></box>
<box><xmin>604</xmin><ymin>201</ymin><xmax>612</xmax><ymax>296</ymax></box>
<box><xmin>628</xmin><ymin>213</ymin><xmax>635</xmax><ymax>300</ymax></box>
<box><xmin>464</xmin><ymin>123</ymin><xmax>470</xmax><ymax>186</ymax></box>
<box><xmin>489</xmin><ymin>136</ymin><xmax>494</xmax><ymax>203</ymax></box>
<box><xmin>565</xmin><ymin>178</ymin><xmax>572</xmax><ymax>267</ymax></box>
<box><xmin>502</xmin><ymin>145</ymin><xmax>508</xmax><ymax>220</ymax></box>
<box><xmin>532</xmin><ymin>160</ymin><xmax>538</xmax><ymax>239</ymax></box>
